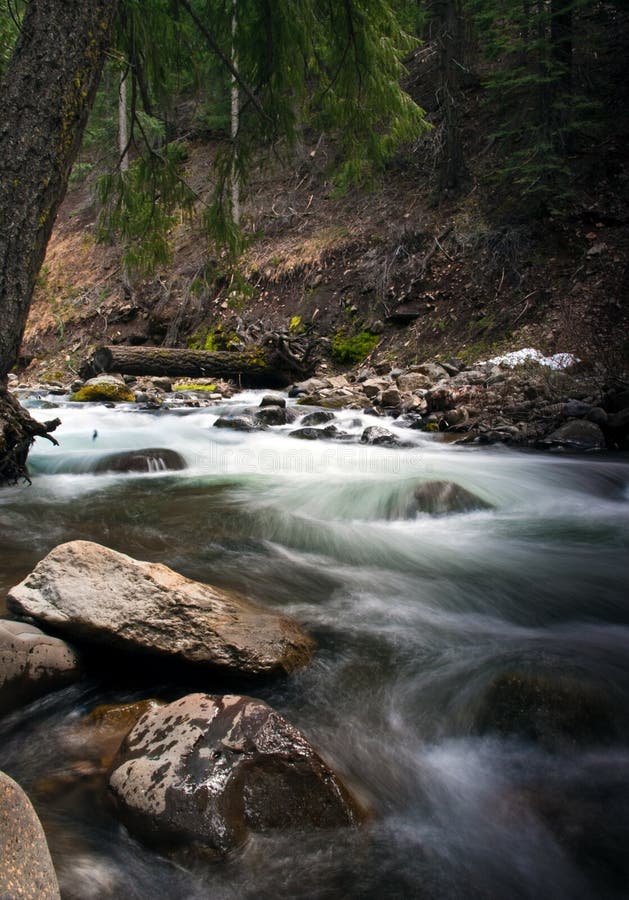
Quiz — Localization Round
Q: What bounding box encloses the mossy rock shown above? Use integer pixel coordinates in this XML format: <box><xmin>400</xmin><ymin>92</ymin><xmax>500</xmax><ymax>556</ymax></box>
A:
<box><xmin>71</xmin><ymin>378</ymin><xmax>134</xmax><ymax>403</ymax></box>
<box><xmin>172</xmin><ymin>382</ymin><xmax>217</xmax><ymax>393</ymax></box>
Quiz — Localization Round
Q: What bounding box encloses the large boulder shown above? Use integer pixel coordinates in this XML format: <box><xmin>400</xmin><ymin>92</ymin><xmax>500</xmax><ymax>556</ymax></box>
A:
<box><xmin>413</xmin><ymin>480</ymin><xmax>492</xmax><ymax>515</ymax></box>
<box><xmin>109</xmin><ymin>693</ymin><xmax>365</xmax><ymax>853</ymax></box>
<box><xmin>360</xmin><ymin>426</ymin><xmax>402</xmax><ymax>447</ymax></box>
<box><xmin>0</xmin><ymin>620</ymin><xmax>81</xmax><ymax>715</ymax></box>
<box><xmin>0</xmin><ymin>771</ymin><xmax>60</xmax><ymax>899</ymax></box>
<box><xmin>93</xmin><ymin>448</ymin><xmax>185</xmax><ymax>474</ymax></box>
<box><xmin>7</xmin><ymin>542</ymin><xmax>315</xmax><ymax>677</ymax></box>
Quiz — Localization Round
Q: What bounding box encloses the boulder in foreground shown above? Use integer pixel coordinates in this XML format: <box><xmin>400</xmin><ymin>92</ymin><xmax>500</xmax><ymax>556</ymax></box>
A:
<box><xmin>109</xmin><ymin>693</ymin><xmax>366</xmax><ymax>853</ymax></box>
<box><xmin>7</xmin><ymin>541</ymin><xmax>315</xmax><ymax>677</ymax></box>
<box><xmin>413</xmin><ymin>480</ymin><xmax>492</xmax><ymax>515</ymax></box>
<box><xmin>0</xmin><ymin>771</ymin><xmax>60</xmax><ymax>899</ymax></box>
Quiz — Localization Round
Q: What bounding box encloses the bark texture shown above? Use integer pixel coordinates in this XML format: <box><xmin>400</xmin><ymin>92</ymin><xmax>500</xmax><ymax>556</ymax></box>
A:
<box><xmin>82</xmin><ymin>345</ymin><xmax>300</xmax><ymax>387</ymax></box>
<box><xmin>0</xmin><ymin>0</ymin><xmax>119</xmax><ymax>377</ymax></box>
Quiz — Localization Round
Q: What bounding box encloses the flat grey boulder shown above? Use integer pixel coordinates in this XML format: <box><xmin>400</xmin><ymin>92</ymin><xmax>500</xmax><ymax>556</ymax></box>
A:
<box><xmin>0</xmin><ymin>771</ymin><xmax>60</xmax><ymax>899</ymax></box>
<box><xmin>0</xmin><ymin>620</ymin><xmax>81</xmax><ymax>715</ymax></box>
<box><xmin>109</xmin><ymin>693</ymin><xmax>366</xmax><ymax>853</ymax></box>
<box><xmin>541</xmin><ymin>419</ymin><xmax>606</xmax><ymax>451</ymax></box>
<box><xmin>7</xmin><ymin>541</ymin><xmax>315</xmax><ymax>677</ymax></box>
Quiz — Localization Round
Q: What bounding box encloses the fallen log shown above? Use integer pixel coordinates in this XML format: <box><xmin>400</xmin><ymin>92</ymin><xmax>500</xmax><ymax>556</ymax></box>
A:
<box><xmin>80</xmin><ymin>345</ymin><xmax>303</xmax><ymax>388</ymax></box>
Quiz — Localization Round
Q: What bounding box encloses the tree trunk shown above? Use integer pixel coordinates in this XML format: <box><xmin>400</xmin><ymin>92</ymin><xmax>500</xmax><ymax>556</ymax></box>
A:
<box><xmin>81</xmin><ymin>346</ymin><xmax>301</xmax><ymax>388</ymax></box>
<box><xmin>0</xmin><ymin>0</ymin><xmax>119</xmax><ymax>379</ymax></box>
<box><xmin>435</xmin><ymin>0</ymin><xmax>468</xmax><ymax>193</ymax></box>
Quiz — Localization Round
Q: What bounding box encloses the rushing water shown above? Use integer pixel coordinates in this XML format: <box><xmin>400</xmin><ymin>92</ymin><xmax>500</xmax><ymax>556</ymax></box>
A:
<box><xmin>1</xmin><ymin>392</ymin><xmax>628</xmax><ymax>899</ymax></box>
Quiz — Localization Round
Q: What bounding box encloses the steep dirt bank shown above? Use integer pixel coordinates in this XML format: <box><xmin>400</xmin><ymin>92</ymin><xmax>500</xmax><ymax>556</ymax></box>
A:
<box><xmin>17</xmin><ymin>41</ymin><xmax>629</xmax><ymax>389</ymax></box>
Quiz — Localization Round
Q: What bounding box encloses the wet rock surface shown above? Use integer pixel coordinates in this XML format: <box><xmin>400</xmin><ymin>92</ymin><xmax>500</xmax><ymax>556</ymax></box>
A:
<box><xmin>476</xmin><ymin>671</ymin><xmax>618</xmax><ymax>750</ymax></box>
<box><xmin>109</xmin><ymin>693</ymin><xmax>366</xmax><ymax>853</ymax></box>
<box><xmin>93</xmin><ymin>448</ymin><xmax>186</xmax><ymax>474</ymax></box>
<box><xmin>0</xmin><ymin>771</ymin><xmax>60</xmax><ymax>899</ymax></box>
<box><xmin>413</xmin><ymin>480</ymin><xmax>493</xmax><ymax>516</ymax></box>
<box><xmin>0</xmin><ymin>620</ymin><xmax>81</xmax><ymax>715</ymax></box>
<box><xmin>7</xmin><ymin>541</ymin><xmax>316</xmax><ymax>677</ymax></box>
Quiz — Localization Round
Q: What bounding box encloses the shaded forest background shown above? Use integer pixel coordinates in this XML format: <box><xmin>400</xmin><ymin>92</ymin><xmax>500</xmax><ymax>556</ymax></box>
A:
<box><xmin>4</xmin><ymin>0</ymin><xmax>628</xmax><ymax>381</ymax></box>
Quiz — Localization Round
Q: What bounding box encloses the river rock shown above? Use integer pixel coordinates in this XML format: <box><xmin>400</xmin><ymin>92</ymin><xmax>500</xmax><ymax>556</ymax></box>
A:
<box><xmin>0</xmin><ymin>620</ymin><xmax>81</xmax><ymax>715</ymax></box>
<box><xmin>301</xmin><ymin>410</ymin><xmax>336</xmax><ymax>426</ymax></box>
<box><xmin>213</xmin><ymin>414</ymin><xmax>259</xmax><ymax>431</ymax></box>
<box><xmin>289</xmin><ymin>427</ymin><xmax>326</xmax><ymax>440</ymax></box>
<box><xmin>396</xmin><ymin>373</ymin><xmax>432</xmax><ymax>393</ymax></box>
<box><xmin>540</xmin><ymin>420</ymin><xmax>606</xmax><ymax>451</ymax></box>
<box><xmin>70</xmin><ymin>375</ymin><xmax>135</xmax><ymax>404</ymax></box>
<box><xmin>7</xmin><ymin>541</ymin><xmax>315</xmax><ymax>677</ymax></box>
<box><xmin>93</xmin><ymin>448</ymin><xmax>186</xmax><ymax>474</ymax></box>
<box><xmin>0</xmin><ymin>771</ymin><xmax>60</xmax><ymax>899</ymax></box>
<box><xmin>476</xmin><ymin>671</ymin><xmax>617</xmax><ymax>749</ymax></box>
<box><xmin>260</xmin><ymin>394</ymin><xmax>286</xmax><ymax>408</ymax></box>
<box><xmin>109</xmin><ymin>693</ymin><xmax>365</xmax><ymax>853</ymax></box>
<box><xmin>413</xmin><ymin>480</ymin><xmax>492</xmax><ymax>515</ymax></box>
<box><xmin>380</xmin><ymin>386</ymin><xmax>401</xmax><ymax>408</ymax></box>
<box><xmin>254</xmin><ymin>405</ymin><xmax>296</xmax><ymax>426</ymax></box>
<box><xmin>360</xmin><ymin>426</ymin><xmax>401</xmax><ymax>446</ymax></box>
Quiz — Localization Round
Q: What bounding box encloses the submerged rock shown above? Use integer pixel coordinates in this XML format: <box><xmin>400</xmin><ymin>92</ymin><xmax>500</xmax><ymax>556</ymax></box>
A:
<box><xmin>476</xmin><ymin>671</ymin><xmax>617</xmax><ymax>749</ymax></box>
<box><xmin>93</xmin><ymin>448</ymin><xmax>186</xmax><ymax>474</ymax></box>
<box><xmin>413</xmin><ymin>480</ymin><xmax>492</xmax><ymax>515</ymax></box>
<box><xmin>0</xmin><ymin>620</ymin><xmax>81</xmax><ymax>715</ymax></box>
<box><xmin>7</xmin><ymin>541</ymin><xmax>315</xmax><ymax>677</ymax></box>
<box><xmin>0</xmin><ymin>771</ymin><xmax>60</xmax><ymax>899</ymax></box>
<box><xmin>109</xmin><ymin>693</ymin><xmax>366</xmax><ymax>853</ymax></box>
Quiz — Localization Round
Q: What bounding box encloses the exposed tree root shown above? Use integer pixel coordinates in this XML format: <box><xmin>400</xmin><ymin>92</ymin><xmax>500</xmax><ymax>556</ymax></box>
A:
<box><xmin>0</xmin><ymin>385</ymin><xmax>60</xmax><ymax>486</ymax></box>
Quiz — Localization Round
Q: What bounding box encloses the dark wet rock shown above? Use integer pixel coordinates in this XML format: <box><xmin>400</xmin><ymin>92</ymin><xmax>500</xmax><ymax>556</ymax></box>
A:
<box><xmin>260</xmin><ymin>394</ymin><xmax>286</xmax><ymax>408</ymax></box>
<box><xmin>476</xmin><ymin>671</ymin><xmax>617</xmax><ymax>749</ymax></box>
<box><xmin>69</xmin><ymin>700</ymin><xmax>164</xmax><ymax>773</ymax></box>
<box><xmin>0</xmin><ymin>771</ymin><xmax>60</xmax><ymax>899</ymax></box>
<box><xmin>109</xmin><ymin>693</ymin><xmax>366</xmax><ymax>854</ymax></box>
<box><xmin>289</xmin><ymin>427</ymin><xmax>326</xmax><ymax>440</ymax></box>
<box><xmin>7</xmin><ymin>541</ymin><xmax>315</xmax><ymax>678</ymax></box>
<box><xmin>93</xmin><ymin>448</ymin><xmax>186</xmax><ymax>474</ymax></box>
<box><xmin>413</xmin><ymin>480</ymin><xmax>492</xmax><ymax>515</ymax></box>
<box><xmin>254</xmin><ymin>405</ymin><xmax>296</xmax><ymax>426</ymax></box>
<box><xmin>0</xmin><ymin>620</ymin><xmax>81</xmax><ymax>715</ymax></box>
<box><xmin>213</xmin><ymin>414</ymin><xmax>259</xmax><ymax>431</ymax></box>
<box><xmin>540</xmin><ymin>420</ymin><xmax>606</xmax><ymax>451</ymax></box>
<box><xmin>562</xmin><ymin>399</ymin><xmax>594</xmax><ymax>418</ymax></box>
<box><xmin>301</xmin><ymin>410</ymin><xmax>336</xmax><ymax>426</ymax></box>
<box><xmin>360</xmin><ymin>426</ymin><xmax>402</xmax><ymax>447</ymax></box>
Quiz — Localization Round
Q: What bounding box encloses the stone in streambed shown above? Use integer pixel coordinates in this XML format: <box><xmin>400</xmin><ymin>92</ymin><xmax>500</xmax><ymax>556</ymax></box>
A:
<box><xmin>540</xmin><ymin>420</ymin><xmax>606</xmax><ymax>452</ymax></box>
<box><xmin>93</xmin><ymin>448</ymin><xmax>185</xmax><ymax>474</ymax></box>
<box><xmin>413</xmin><ymin>480</ymin><xmax>492</xmax><ymax>515</ymax></box>
<box><xmin>70</xmin><ymin>375</ymin><xmax>134</xmax><ymax>404</ymax></box>
<box><xmin>360</xmin><ymin>426</ymin><xmax>402</xmax><ymax>447</ymax></box>
<box><xmin>253</xmin><ymin>405</ymin><xmax>297</xmax><ymax>426</ymax></box>
<box><xmin>301</xmin><ymin>410</ymin><xmax>336</xmax><ymax>426</ymax></box>
<box><xmin>7</xmin><ymin>541</ymin><xmax>315</xmax><ymax>677</ymax></box>
<box><xmin>476</xmin><ymin>671</ymin><xmax>617</xmax><ymax>749</ymax></box>
<box><xmin>213</xmin><ymin>414</ymin><xmax>260</xmax><ymax>431</ymax></box>
<box><xmin>0</xmin><ymin>620</ymin><xmax>81</xmax><ymax>715</ymax></box>
<box><xmin>0</xmin><ymin>771</ymin><xmax>60</xmax><ymax>899</ymax></box>
<box><xmin>109</xmin><ymin>693</ymin><xmax>366</xmax><ymax>854</ymax></box>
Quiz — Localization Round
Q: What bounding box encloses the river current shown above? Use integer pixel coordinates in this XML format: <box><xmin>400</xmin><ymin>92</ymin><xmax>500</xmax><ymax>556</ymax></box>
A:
<box><xmin>1</xmin><ymin>391</ymin><xmax>628</xmax><ymax>899</ymax></box>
